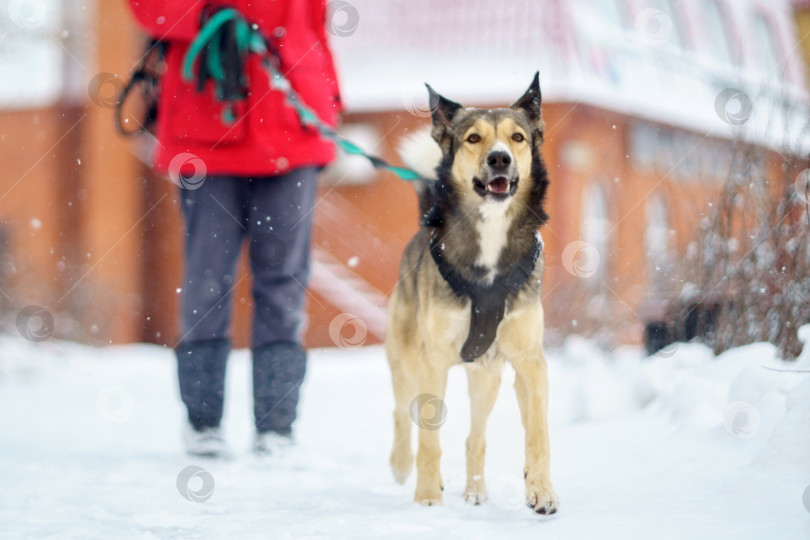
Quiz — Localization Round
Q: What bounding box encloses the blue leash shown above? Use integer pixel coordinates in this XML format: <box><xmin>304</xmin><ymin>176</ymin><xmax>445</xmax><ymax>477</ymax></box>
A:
<box><xmin>182</xmin><ymin>8</ymin><xmax>425</xmax><ymax>182</ymax></box>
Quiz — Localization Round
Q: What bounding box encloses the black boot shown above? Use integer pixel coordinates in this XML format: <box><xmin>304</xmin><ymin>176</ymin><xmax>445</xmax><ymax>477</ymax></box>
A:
<box><xmin>176</xmin><ymin>339</ymin><xmax>230</xmax><ymax>430</ymax></box>
<box><xmin>252</xmin><ymin>342</ymin><xmax>307</xmax><ymax>436</ymax></box>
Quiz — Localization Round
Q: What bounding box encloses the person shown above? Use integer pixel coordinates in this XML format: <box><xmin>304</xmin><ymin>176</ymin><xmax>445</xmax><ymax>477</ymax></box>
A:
<box><xmin>126</xmin><ymin>0</ymin><xmax>342</xmax><ymax>456</ymax></box>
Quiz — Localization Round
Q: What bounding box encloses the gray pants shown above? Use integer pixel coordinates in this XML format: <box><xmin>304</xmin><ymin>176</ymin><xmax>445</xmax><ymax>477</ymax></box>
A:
<box><xmin>179</xmin><ymin>168</ymin><xmax>317</xmax><ymax>348</ymax></box>
<box><xmin>176</xmin><ymin>168</ymin><xmax>316</xmax><ymax>433</ymax></box>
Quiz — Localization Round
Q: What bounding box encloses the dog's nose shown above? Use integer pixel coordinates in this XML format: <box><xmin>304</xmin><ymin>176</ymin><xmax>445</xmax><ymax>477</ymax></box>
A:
<box><xmin>487</xmin><ymin>151</ymin><xmax>511</xmax><ymax>170</ymax></box>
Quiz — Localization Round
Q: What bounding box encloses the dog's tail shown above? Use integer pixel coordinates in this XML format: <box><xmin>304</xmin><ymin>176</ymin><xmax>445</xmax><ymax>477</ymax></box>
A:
<box><xmin>398</xmin><ymin>127</ymin><xmax>441</xmax><ymax>181</ymax></box>
<box><xmin>398</xmin><ymin>128</ymin><xmax>442</xmax><ymax>223</ymax></box>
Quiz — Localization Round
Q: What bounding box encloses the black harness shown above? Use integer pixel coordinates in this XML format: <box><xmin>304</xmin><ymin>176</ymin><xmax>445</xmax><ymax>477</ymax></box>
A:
<box><xmin>115</xmin><ymin>39</ymin><xmax>168</xmax><ymax>137</ymax></box>
<box><xmin>429</xmin><ymin>232</ymin><xmax>543</xmax><ymax>362</ymax></box>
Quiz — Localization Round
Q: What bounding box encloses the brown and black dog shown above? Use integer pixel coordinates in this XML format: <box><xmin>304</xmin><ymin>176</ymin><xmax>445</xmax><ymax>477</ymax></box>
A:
<box><xmin>385</xmin><ymin>73</ymin><xmax>557</xmax><ymax>514</ymax></box>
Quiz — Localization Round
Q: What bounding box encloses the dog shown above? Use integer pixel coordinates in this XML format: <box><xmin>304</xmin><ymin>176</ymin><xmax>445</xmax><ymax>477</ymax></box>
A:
<box><xmin>385</xmin><ymin>73</ymin><xmax>558</xmax><ymax>514</ymax></box>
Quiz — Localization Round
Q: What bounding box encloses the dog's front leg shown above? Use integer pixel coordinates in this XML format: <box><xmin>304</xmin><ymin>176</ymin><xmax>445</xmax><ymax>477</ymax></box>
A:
<box><xmin>512</xmin><ymin>352</ymin><xmax>558</xmax><ymax>515</ymax></box>
<box><xmin>413</xmin><ymin>364</ymin><xmax>449</xmax><ymax>506</ymax></box>
<box><xmin>464</xmin><ymin>363</ymin><xmax>501</xmax><ymax>504</ymax></box>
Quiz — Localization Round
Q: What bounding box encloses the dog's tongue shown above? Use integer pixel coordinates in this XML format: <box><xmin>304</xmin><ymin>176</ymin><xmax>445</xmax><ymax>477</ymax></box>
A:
<box><xmin>488</xmin><ymin>177</ymin><xmax>509</xmax><ymax>194</ymax></box>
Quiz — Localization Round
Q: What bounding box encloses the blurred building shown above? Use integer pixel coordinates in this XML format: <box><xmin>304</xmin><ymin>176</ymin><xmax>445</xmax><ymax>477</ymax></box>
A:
<box><xmin>0</xmin><ymin>0</ymin><xmax>807</xmax><ymax>349</ymax></box>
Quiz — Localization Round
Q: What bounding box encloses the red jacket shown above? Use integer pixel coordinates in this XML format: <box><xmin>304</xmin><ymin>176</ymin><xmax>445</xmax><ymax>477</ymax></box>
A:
<box><xmin>127</xmin><ymin>0</ymin><xmax>341</xmax><ymax>176</ymax></box>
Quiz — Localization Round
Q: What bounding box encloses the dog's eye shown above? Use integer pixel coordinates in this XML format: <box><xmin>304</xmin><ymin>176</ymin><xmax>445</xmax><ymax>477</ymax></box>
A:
<box><xmin>512</xmin><ymin>133</ymin><xmax>525</xmax><ymax>142</ymax></box>
<box><xmin>466</xmin><ymin>134</ymin><xmax>481</xmax><ymax>144</ymax></box>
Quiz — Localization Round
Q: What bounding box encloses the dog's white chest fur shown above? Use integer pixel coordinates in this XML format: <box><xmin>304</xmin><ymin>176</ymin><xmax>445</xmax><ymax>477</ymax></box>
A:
<box><xmin>475</xmin><ymin>201</ymin><xmax>511</xmax><ymax>281</ymax></box>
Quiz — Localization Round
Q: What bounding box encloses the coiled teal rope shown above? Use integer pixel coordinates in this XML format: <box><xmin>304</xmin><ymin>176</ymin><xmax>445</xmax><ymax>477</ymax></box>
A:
<box><xmin>182</xmin><ymin>8</ymin><xmax>423</xmax><ymax>182</ymax></box>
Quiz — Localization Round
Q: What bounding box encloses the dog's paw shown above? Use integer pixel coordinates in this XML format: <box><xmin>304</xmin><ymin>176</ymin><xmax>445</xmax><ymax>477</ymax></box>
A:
<box><xmin>526</xmin><ymin>482</ymin><xmax>558</xmax><ymax>515</ymax></box>
<box><xmin>389</xmin><ymin>447</ymin><xmax>414</xmax><ymax>484</ymax></box>
<box><xmin>415</xmin><ymin>495</ymin><xmax>443</xmax><ymax>507</ymax></box>
<box><xmin>464</xmin><ymin>476</ymin><xmax>488</xmax><ymax>505</ymax></box>
<box><xmin>415</xmin><ymin>483</ymin><xmax>443</xmax><ymax>506</ymax></box>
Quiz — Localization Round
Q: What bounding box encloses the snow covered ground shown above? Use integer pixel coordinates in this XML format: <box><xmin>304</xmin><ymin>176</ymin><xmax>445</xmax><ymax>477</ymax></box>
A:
<box><xmin>1</xmin><ymin>331</ymin><xmax>809</xmax><ymax>539</ymax></box>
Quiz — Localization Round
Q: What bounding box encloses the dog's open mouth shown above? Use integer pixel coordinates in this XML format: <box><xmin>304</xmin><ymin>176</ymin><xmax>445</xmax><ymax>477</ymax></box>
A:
<box><xmin>473</xmin><ymin>176</ymin><xmax>517</xmax><ymax>199</ymax></box>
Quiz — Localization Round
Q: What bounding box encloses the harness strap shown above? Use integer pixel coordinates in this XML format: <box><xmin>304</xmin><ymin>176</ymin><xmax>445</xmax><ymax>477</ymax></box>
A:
<box><xmin>429</xmin><ymin>232</ymin><xmax>543</xmax><ymax>362</ymax></box>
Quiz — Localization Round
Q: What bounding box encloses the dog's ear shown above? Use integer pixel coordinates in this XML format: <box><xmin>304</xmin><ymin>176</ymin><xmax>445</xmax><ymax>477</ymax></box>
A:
<box><xmin>511</xmin><ymin>72</ymin><xmax>545</xmax><ymax>138</ymax></box>
<box><xmin>426</xmin><ymin>84</ymin><xmax>463</xmax><ymax>153</ymax></box>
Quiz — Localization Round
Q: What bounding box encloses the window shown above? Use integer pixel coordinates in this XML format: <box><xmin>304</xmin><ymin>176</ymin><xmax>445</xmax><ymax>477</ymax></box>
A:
<box><xmin>704</xmin><ymin>0</ymin><xmax>737</xmax><ymax>66</ymax></box>
<box><xmin>581</xmin><ymin>183</ymin><xmax>610</xmax><ymax>283</ymax></box>
<box><xmin>0</xmin><ymin>0</ymin><xmax>60</xmax><ymax>106</ymax></box>
<box><xmin>645</xmin><ymin>194</ymin><xmax>672</xmax><ymax>293</ymax></box>
<box><xmin>0</xmin><ymin>0</ymin><xmax>88</xmax><ymax>107</ymax></box>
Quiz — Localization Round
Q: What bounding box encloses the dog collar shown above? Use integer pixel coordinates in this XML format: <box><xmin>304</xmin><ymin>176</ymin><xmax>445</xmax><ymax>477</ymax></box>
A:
<box><xmin>429</xmin><ymin>232</ymin><xmax>542</xmax><ymax>362</ymax></box>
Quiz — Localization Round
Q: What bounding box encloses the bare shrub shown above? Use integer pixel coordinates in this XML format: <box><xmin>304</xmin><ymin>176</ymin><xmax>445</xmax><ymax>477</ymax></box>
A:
<box><xmin>679</xmin><ymin>140</ymin><xmax>810</xmax><ymax>360</ymax></box>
